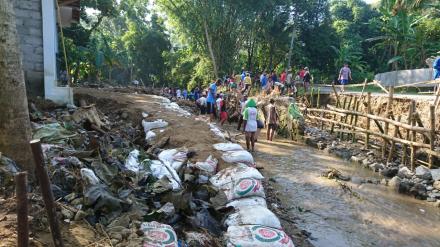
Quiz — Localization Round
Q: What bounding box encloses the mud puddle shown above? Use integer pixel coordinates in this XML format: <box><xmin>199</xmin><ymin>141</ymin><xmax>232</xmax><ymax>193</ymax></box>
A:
<box><xmin>247</xmin><ymin>137</ymin><xmax>440</xmax><ymax>247</ymax></box>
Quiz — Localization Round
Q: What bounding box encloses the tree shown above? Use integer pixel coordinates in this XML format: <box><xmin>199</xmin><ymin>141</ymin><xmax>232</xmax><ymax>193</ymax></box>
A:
<box><xmin>0</xmin><ymin>0</ymin><xmax>34</xmax><ymax>170</ymax></box>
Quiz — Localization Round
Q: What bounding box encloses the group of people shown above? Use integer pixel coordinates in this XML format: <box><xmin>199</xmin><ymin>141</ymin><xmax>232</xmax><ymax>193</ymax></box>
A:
<box><xmin>163</xmin><ymin>87</ymin><xmax>202</xmax><ymax>100</ymax></box>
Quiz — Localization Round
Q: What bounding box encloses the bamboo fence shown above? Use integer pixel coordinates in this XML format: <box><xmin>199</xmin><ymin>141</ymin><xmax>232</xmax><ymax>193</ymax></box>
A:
<box><xmin>302</xmin><ymin>87</ymin><xmax>439</xmax><ymax>170</ymax></box>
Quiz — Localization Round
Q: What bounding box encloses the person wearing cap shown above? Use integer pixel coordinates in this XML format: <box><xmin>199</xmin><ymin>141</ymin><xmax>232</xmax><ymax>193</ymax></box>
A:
<box><xmin>243</xmin><ymin>98</ymin><xmax>258</xmax><ymax>152</ymax></box>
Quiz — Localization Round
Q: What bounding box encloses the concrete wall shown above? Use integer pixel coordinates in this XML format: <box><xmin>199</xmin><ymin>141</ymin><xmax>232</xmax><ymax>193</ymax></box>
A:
<box><xmin>14</xmin><ymin>0</ymin><xmax>44</xmax><ymax>97</ymax></box>
<box><xmin>374</xmin><ymin>68</ymin><xmax>434</xmax><ymax>87</ymax></box>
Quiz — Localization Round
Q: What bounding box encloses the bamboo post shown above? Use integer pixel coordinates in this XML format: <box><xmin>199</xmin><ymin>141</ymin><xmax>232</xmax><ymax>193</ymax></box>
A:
<box><xmin>352</xmin><ymin>99</ymin><xmax>361</xmax><ymax>142</ymax></box>
<box><xmin>310</xmin><ymin>87</ymin><xmax>314</xmax><ymax>107</ymax></box>
<box><xmin>16</xmin><ymin>172</ymin><xmax>28</xmax><ymax>247</ymax></box>
<box><xmin>429</xmin><ymin>105</ymin><xmax>436</xmax><ymax>168</ymax></box>
<box><xmin>348</xmin><ymin>97</ymin><xmax>358</xmax><ymax>141</ymax></box>
<box><xmin>330</xmin><ymin>83</ymin><xmax>341</xmax><ymax>134</ymax></box>
<box><xmin>341</xmin><ymin>96</ymin><xmax>353</xmax><ymax>140</ymax></box>
<box><xmin>365</xmin><ymin>92</ymin><xmax>371</xmax><ymax>148</ymax></box>
<box><xmin>402</xmin><ymin>103</ymin><xmax>412</xmax><ymax>166</ymax></box>
<box><xmin>410</xmin><ymin>101</ymin><xmax>416</xmax><ymax>171</ymax></box>
<box><xmin>317</xmin><ymin>88</ymin><xmax>321</xmax><ymax>108</ymax></box>
<box><xmin>337</xmin><ymin>97</ymin><xmax>348</xmax><ymax>138</ymax></box>
<box><xmin>30</xmin><ymin>140</ymin><xmax>64</xmax><ymax>247</ymax></box>
<box><xmin>382</xmin><ymin>86</ymin><xmax>394</xmax><ymax>158</ymax></box>
<box><xmin>387</xmin><ymin>116</ymin><xmax>401</xmax><ymax>163</ymax></box>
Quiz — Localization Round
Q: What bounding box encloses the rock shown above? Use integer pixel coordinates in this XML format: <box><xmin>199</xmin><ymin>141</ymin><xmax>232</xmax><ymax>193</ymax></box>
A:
<box><xmin>369</xmin><ymin>163</ymin><xmax>385</xmax><ymax>172</ymax></box>
<box><xmin>430</xmin><ymin>192</ymin><xmax>440</xmax><ymax>199</ymax></box>
<box><xmin>157</xmin><ymin>202</ymin><xmax>175</xmax><ymax>217</ymax></box>
<box><xmin>380</xmin><ymin>178</ymin><xmax>388</xmax><ymax>185</ymax></box>
<box><xmin>435</xmin><ymin>200</ymin><xmax>440</xmax><ymax>208</ymax></box>
<box><xmin>427</xmin><ymin>197</ymin><xmax>436</xmax><ymax>202</ymax></box>
<box><xmin>74</xmin><ymin>210</ymin><xmax>88</xmax><ymax>221</ymax></box>
<box><xmin>350</xmin><ymin>155</ymin><xmax>364</xmax><ymax>164</ymax></box>
<box><xmin>120</xmin><ymin>111</ymin><xmax>129</xmax><ymax>120</ymax></box>
<box><xmin>397</xmin><ymin>167</ymin><xmax>414</xmax><ymax>179</ymax></box>
<box><xmin>380</xmin><ymin>167</ymin><xmax>398</xmax><ymax>178</ymax></box>
<box><xmin>362</xmin><ymin>159</ymin><xmax>372</xmax><ymax>166</ymax></box>
<box><xmin>399</xmin><ymin>179</ymin><xmax>414</xmax><ymax>194</ymax></box>
<box><xmin>415</xmin><ymin>165</ymin><xmax>432</xmax><ymax>180</ymax></box>
<box><xmin>388</xmin><ymin>176</ymin><xmax>401</xmax><ymax>191</ymax></box>
<box><xmin>351</xmin><ymin>176</ymin><xmax>365</xmax><ymax>185</ymax></box>
<box><xmin>61</xmin><ymin>207</ymin><xmax>75</xmax><ymax>220</ymax></box>
<box><xmin>410</xmin><ymin>183</ymin><xmax>427</xmax><ymax>199</ymax></box>
<box><xmin>431</xmin><ymin>169</ymin><xmax>440</xmax><ymax>181</ymax></box>
<box><xmin>426</xmin><ymin>186</ymin><xmax>434</xmax><ymax>191</ymax></box>
<box><xmin>433</xmin><ymin>181</ymin><xmax>440</xmax><ymax>190</ymax></box>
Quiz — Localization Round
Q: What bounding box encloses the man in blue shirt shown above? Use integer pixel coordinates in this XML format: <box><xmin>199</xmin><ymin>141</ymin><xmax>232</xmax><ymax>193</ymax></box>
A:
<box><xmin>241</xmin><ymin>70</ymin><xmax>246</xmax><ymax>82</ymax></box>
<box><xmin>433</xmin><ymin>57</ymin><xmax>440</xmax><ymax>80</ymax></box>
<box><xmin>260</xmin><ymin>71</ymin><xmax>267</xmax><ymax>90</ymax></box>
<box><xmin>207</xmin><ymin>79</ymin><xmax>221</xmax><ymax>122</ymax></box>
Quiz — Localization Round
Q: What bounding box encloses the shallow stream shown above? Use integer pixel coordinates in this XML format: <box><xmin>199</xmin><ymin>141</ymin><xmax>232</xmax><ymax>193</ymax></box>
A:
<box><xmin>252</xmin><ymin>138</ymin><xmax>440</xmax><ymax>247</ymax></box>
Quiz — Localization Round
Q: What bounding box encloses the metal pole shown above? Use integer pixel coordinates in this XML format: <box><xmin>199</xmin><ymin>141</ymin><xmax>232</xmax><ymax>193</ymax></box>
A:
<box><xmin>16</xmin><ymin>172</ymin><xmax>28</xmax><ymax>247</ymax></box>
<box><xmin>30</xmin><ymin>139</ymin><xmax>64</xmax><ymax>247</ymax></box>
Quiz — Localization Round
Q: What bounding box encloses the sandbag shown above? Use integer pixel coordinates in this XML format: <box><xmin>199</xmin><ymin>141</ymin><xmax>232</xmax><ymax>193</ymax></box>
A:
<box><xmin>224</xmin><ymin>206</ymin><xmax>281</xmax><ymax>229</ymax></box>
<box><xmin>187</xmin><ymin>155</ymin><xmax>218</xmax><ymax>175</ymax></box>
<box><xmin>158</xmin><ymin>149</ymin><xmax>188</xmax><ymax>171</ymax></box>
<box><xmin>150</xmin><ymin>160</ymin><xmax>181</xmax><ymax>191</ymax></box>
<box><xmin>226</xmin><ymin>197</ymin><xmax>267</xmax><ymax>209</ymax></box>
<box><xmin>221</xmin><ymin>150</ymin><xmax>255</xmax><ymax>167</ymax></box>
<box><xmin>226</xmin><ymin>225</ymin><xmax>295</xmax><ymax>247</ymax></box>
<box><xmin>142</xmin><ymin>119</ymin><xmax>168</xmax><ymax>140</ymax></box>
<box><xmin>140</xmin><ymin>221</ymin><xmax>178</xmax><ymax>247</ymax></box>
<box><xmin>223</xmin><ymin>178</ymin><xmax>265</xmax><ymax>201</ymax></box>
<box><xmin>210</xmin><ymin>164</ymin><xmax>264</xmax><ymax>188</ymax></box>
<box><xmin>213</xmin><ymin>143</ymin><xmax>243</xmax><ymax>152</ymax></box>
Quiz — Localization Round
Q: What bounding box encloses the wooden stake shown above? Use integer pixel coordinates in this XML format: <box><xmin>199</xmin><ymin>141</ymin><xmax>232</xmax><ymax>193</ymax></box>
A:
<box><xmin>387</xmin><ymin>116</ymin><xmax>401</xmax><ymax>163</ymax></box>
<box><xmin>382</xmin><ymin>86</ymin><xmax>394</xmax><ymax>158</ymax></box>
<box><xmin>317</xmin><ymin>88</ymin><xmax>321</xmax><ymax>108</ymax></box>
<box><xmin>402</xmin><ymin>103</ymin><xmax>412</xmax><ymax>166</ymax></box>
<box><xmin>16</xmin><ymin>172</ymin><xmax>28</xmax><ymax>247</ymax></box>
<box><xmin>429</xmin><ymin>105</ymin><xmax>436</xmax><ymax>168</ymax></box>
<box><xmin>310</xmin><ymin>87</ymin><xmax>314</xmax><ymax>107</ymax></box>
<box><xmin>410</xmin><ymin>101</ymin><xmax>416</xmax><ymax>171</ymax></box>
<box><xmin>348</xmin><ymin>97</ymin><xmax>358</xmax><ymax>141</ymax></box>
<box><xmin>338</xmin><ymin>97</ymin><xmax>348</xmax><ymax>138</ymax></box>
<box><xmin>30</xmin><ymin>139</ymin><xmax>64</xmax><ymax>247</ymax></box>
<box><xmin>365</xmin><ymin>92</ymin><xmax>371</xmax><ymax>149</ymax></box>
<box><xmin>341</xmin><ymin>96</ymin><xmax>353</xmax><ymax>140</ymax></box>
<box><xmin>352</xmin><ymin>100</ymin><xmax>360</xmax><ymax>142</ymax></box>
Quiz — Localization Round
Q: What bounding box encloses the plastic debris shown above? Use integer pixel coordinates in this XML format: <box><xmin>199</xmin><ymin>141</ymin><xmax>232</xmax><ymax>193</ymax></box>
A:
<box><xmin>125</xmin><ymin>149</ymin><xmax>140</xmax><ymax>173</ymax></box>
<box><xmin>81</xmin><ymin>168</ymin><xmax>100</xmax><ymax>186</ymax></box>
<box><xmin>33</xmin><ymin>123</ymin><xmax>77</xmax><ymax>143</ymax></box>
<box><xmin>150</xmin><ymin>160</ymin><xmax>182</xmax><ymax>191</ymax></box>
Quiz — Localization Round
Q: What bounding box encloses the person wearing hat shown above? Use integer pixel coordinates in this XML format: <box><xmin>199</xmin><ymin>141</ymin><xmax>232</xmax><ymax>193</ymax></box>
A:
<box><xmin>243</xmin><ymin>98</ymin><xmax>258</xmax><ymax>152</ymax></box>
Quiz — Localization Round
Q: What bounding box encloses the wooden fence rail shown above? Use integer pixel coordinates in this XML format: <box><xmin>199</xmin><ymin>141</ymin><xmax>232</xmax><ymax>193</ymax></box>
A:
<box><xmin>300</xmin><ymin>88</ymin><xmax>439</xmax><ymax>170</ymax></box>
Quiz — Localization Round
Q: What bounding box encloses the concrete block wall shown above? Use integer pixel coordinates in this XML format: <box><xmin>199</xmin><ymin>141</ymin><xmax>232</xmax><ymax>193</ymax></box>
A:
<box><xmin>14</xmin><ymin>0</ymin><xmax>45</xmax><ymax>97</ymax></box>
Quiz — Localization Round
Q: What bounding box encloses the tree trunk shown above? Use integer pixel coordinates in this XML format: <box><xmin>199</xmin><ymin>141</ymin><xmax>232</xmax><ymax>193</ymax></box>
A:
<box><xmin>203</xmin><ymin>19</ymin><xmax>218</xmax><ymax>78</ymax></box>
<box><xmin>0</xmin><ymin>0</ymin><xmax>34</xmax><ymax>171</ymax></box>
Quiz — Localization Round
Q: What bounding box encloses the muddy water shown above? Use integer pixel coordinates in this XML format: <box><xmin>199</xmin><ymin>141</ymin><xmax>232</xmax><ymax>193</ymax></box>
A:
<box><xmin>252</xmin><ymin>139</ymin><xmax>440</xmax><ymax>247</ymax></box>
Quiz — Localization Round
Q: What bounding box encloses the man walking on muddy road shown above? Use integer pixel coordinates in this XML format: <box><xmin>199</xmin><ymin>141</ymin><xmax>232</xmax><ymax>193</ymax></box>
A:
<box><xmin>266</xmin><ymin>98</ymin><xmax>279</xmax><ymax>141</ymax></box>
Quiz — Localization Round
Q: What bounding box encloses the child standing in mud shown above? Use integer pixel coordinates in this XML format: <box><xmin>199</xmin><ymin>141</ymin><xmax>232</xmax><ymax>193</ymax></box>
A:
<box><xmin>243</xmin><ymin>98</ymin><xmax>258</xmax><ymax>152</ymax></box>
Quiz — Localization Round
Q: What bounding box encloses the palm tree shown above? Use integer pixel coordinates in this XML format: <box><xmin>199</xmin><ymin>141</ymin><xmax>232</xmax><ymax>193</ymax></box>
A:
<box><xmin>0</xmin><ymin>0</ymin><xmax>35</xmax><ymax>171</ymax></box>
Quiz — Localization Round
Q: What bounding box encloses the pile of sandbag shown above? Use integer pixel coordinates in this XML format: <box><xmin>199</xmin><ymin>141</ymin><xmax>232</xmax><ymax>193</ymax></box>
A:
<box><xmin>211</xmin><ymin>143</ymin><xmax>295</xmax><ymax>247</ymax></box>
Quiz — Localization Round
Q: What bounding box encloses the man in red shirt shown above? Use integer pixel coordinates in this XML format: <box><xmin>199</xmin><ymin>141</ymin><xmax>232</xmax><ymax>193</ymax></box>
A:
<box><xmin>280</xmin><ymin>69</ymin><xmax>287</xmax><ymax>95</ymax></box>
